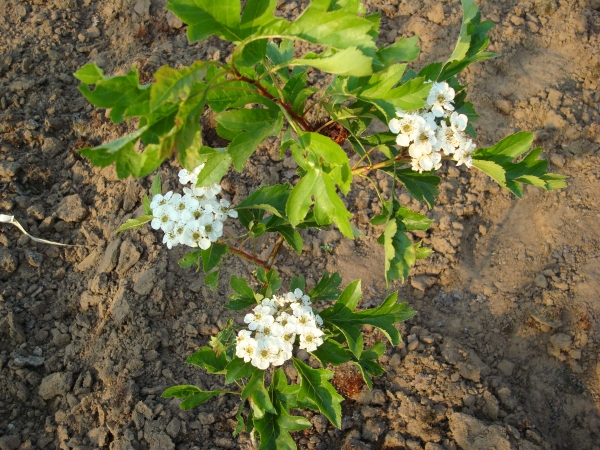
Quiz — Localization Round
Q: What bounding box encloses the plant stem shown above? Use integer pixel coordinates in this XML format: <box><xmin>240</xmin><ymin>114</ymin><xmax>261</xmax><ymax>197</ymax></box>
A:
<box><xmin>233</xmin><ymin>70</ymin><xmax>313</xmax><ymax>132</ymax></box>
<box><xmin>266</xmin><ymin>235</ymin><xmax>285</xmax><ymax>269</ymax></box>
<box><xmin>227</xmin><ymin>244</ymin><xmax>268</xmax><ymax>268</ymax></box>
<box><xmin>351</xmin><ymin>154</ymin><xmax>412</xmax><ymax>176</ymax></box>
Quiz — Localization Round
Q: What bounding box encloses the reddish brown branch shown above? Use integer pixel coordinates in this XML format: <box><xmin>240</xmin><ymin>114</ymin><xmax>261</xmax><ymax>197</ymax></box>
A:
<box><xmin>235</xmin><ymin>74</ymin><xmax>314</xmax><ymax>132</ymax></box>
<box><xmin>266</xmin><ymin>235</ymin><xmax>285</xmax><ymax>269</ymax></box>
<box><xmin>227</xmin><ymin>245</ymin><xmax>268</xmax><ymax>268</ymax></box>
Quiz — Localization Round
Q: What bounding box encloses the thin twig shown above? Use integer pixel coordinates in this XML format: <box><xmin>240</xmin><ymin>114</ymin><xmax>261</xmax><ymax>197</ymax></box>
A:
<box><xmin>265</xmin><ymin>235</ymin><xmax>285</xmax><ymax>269</ymax></box>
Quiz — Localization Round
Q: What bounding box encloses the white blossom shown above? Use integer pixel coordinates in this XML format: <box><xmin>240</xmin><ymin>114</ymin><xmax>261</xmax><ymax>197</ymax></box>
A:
<box><xmin>299</xmin><ymin>327</ymin><xmax>324</xmax><ymax>352</ymax></box>
<box><xmin>386</xmin><ymin>82</ymin><xmax>477</xmax><ymax>174</ymax></box>
<box><xmin>427</xmin><ymin>81</ymin><xmax>455</xmax><ymax>117</ymax></box>
<box><xmin>236</xmin><ymin>337</ymin><xmax>258</xmax><ymax>362</ymax></box>
<box><xmin>234</xmin><ymin>289</ymin><xmax>324</xmax><ymax>369</ymax></box>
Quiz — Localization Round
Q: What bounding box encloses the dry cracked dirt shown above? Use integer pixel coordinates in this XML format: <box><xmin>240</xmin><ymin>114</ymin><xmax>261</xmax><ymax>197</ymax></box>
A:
<box><xmin>1</xmin><ymin>0</ymin><xmax>600</xmax><ymax>449</ymax></box>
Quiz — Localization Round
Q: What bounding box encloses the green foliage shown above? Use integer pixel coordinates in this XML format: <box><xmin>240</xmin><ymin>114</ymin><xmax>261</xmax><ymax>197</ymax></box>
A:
<box><xmin>76</xmin><ymin>2</ymin><xmax>568</xmax><ymax>447</ymax></box>
<box><xmin>162</xmin><ymin>385</ymin><xmax>231</xmax><ymax>410</ymax></box>
<box><xmin>472</xmin><ymin>132</ymin><xmax>567</xmax><ymax>197</ymax></box>
<box><xmin>319</xmin><ymin>280</ymin><xmax>416</xmax><ymax>358</ymax></box>
<box><xmin>293</xmin><ymin>358</ymin><xmax>344</xmax><ymax>427</ymax></box>
<box><xmin>116</xmin><ymin>215</ymin><xmax>153</xmax><ymax>232</ymax></box>
<box><xmin>287</xmin><ymin>132</ymin><xmax>353</xmax><ymax>237</ymax></box>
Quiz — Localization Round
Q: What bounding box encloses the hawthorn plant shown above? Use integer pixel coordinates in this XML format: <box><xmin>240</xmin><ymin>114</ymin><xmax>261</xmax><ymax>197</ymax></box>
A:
<box><xmin>73</xmin><ymin>0</ymin><xmax>566</xmax><ymax>447</ymax></box>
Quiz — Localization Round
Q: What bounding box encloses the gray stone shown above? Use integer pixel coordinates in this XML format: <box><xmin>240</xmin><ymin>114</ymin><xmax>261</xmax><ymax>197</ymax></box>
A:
<box><xmin>42</xmin><ymin>137</ymin><xmax>63</xmax><ymax>157</ymax></box>
<box><xmin>497</xmin><ymin>359</ymin><xmax>515</xmax><ymax>377</ymax></box>
<box><xmin>116</xmin><ymin>240</ymin><xmax>141</xmax><ymax>275</ymax></box>
<box><xmin>534</xmin><ymin>274</ymin><xmax>548</xmax><ymax>289</ymax></box>
<box><xmin>0</xmin><ymin>312</ymin><xmax>25</xmax><ymax>343</ymax></box>
<box><xmin>0</xmin><ymin>247</ymin><xmax>19</xmax><ymax>277</ymax></box>
<box><xmin>0</xmin><ymin>161</ymin><xmax>21</xmax><ymax>180</ymax></box>
<box><xmin>88</xmin><ymin>426</ymin><xmax>109</xmax><ymax>447</ymax></box>
<box><xmin>12</xmin><ymin>353</ymin><xmax>44</xmax><ymax>368</ymax></box>
<box><xmin>97</xmin><ymin>239</ymin><xmax>122</xmax><ymax>274</ymax></box>
<box><xmin>549</xmin><ymin>333</ymin><xmax>572</xmax><ymax>351</ymax></box>
<box><xmin>25</xmin><ymin>248</ymin><xmax>43</xmax><ymax>267</ymax></box>
<box><xmin>146</xmin><ymin>432</ymin><xmax>174</xmax><ymax>450</ymax></box>
<box><xmin>382</xmin><ymin>431</ymin><xmax>405</xmax><ymax>448</ymax></box>
<box><xmin>133</xmin><ymin>267</ymin><xmax>156</xmax><ymax>295</ymax></box>
<box><xmin>441</xmin><ymin>338</ymin><xmax>490</xmax><ymax>382</ymax></box>
<box><xmin>448</xmin><ymin>412</ymin><xmax>511</xmax><ymax>450</ymax></box>
<box><xmin>550</xmin><ymin>153</ymin><xmax>565</xmax><ymax>168</ymax></box>
<box><xmin>311</xmin><ymin>415</ymin><xmax>328</xmax><ymax>434</ymax></box>
<box><xmin>198</xmin><ymin>412</ymin><xmax>215</xmax><ymax>425</ymax></box>
<box><xmin>480</xmin><ymin>391</ymin><xmax>500</xmax><ymax>420</ymax></box>
<box><xmin>362</xmin><ymin>418</ymin><xmax>386</xmax><ymax>442</ymax></box>
<box><xmin>0</xmin><ymin>435</ymin><xmax>21</xmax><ymax>450</ymax></box>
<box><xmin>39</xmin><ymin>372</ymin><xmax>73</xmax><ymax>400</ymax></box>
<box><xmin>166</xmin><ymin>11</ymin><xmax>184</xmax><ymax>29</ymax></box>
<box><xmin>424</xmin><ymin>444</ymin><xmax>444</xmax><ymax>450</ymax></box>
<box><xmin>411</xmin><ymin>275</ymin><xmax>436</xmax><ymax>292</ymax></box>
<box><xmin>111</xmin><ymin>286</ymin><xmax>131</xmax><ymax>324</ymax></box>
<box><xmin>133</xmin><ymin>0</ymin><xmax>151</xmax><ymax>20</ymax></box>
<box><xmin>166</xmin><ymin>417</ymin><xmax>181</xmax><ymax>438</ymax></box>
<box><xmin>55</xmin><ymin>194</ymin><xmax>88</xmax><ymax>222</ymax></box>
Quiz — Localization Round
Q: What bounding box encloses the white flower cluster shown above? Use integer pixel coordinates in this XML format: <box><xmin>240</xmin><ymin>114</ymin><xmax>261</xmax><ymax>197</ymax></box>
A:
<box><xmin>389</xmin><ymin>81</ymin><xmax>476</xmax><ymax>173</ymax></box>
<box><xmin>236</xmin><ymin>289</ymin><xmax>324</xmax><ymax>370</ymax></box>
<box><xmin>150</xmin><ymin>165</ymin><xmax>238</xmax><ymax>249</ymax></box>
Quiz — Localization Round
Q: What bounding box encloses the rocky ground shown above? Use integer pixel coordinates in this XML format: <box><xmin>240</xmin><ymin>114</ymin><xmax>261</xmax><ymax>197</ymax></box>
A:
<box><xmin>1</xmin><ymin>0</ymin><xmax>600</xmax><ymax>449</ymax></box>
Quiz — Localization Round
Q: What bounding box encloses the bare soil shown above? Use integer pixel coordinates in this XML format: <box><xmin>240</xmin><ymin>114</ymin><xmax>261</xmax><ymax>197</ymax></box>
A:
<box><xmin>1</xmin><ymin>0</ymin><xmax>599</xmax><ymax>449</ymax></box>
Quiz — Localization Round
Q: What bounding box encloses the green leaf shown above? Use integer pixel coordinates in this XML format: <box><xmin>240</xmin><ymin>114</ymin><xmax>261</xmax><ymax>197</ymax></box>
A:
<box><xmin>142</xmin><ymin>196</ymin><xmax>152</xmax><ymax>215</ymax></box>
<box><xmin>396</xmin><ymin>207</ymin><xmax>433</xmax><ymax>231</ymax></box>
<box><xmin>76</xmin><ymin>65</ymin><xmax>149</xmax><ymax>124</ymax></box>
<box><xmin>216</xmin><ymin>108</ymin><xmax>283</xmax><ymax>171</ymax></box>
<box><xmin>286</xmin><ymin>132</ymin><xmax>353</xmax><ymax>237</ymax></box>
<box><xmin>311</xmin><ymin>339</ymin><xmax>352</xmax><ymax>366</ymax></box>
<box><xmin>205</xmin><ymin>270</ymin><xmax>220</xmax><ymax>290</ymax></box>
<box><xmin>440</xmin><ymin>0</ymin><xmax>497</xmax><ymax>80</ymax></box>
<box><xmin>415</xmin><ymin>242</ymin><xmax>434</xmax><ymax>259</ymax></box>
<box><xmin>353</xmin><ymin>342</ymin><xmax>386</xmax><ymax>389</ymax></box>
<box><xmin>235</xmin><ymin>184</ymin><xmax>291</xmax><ymax>218</ymax></box>
<box><xmin>309</xmin><ymin>272</ymin><xmax>342</xmax><ymax>301</ymax></box>
<box><xmin>194</xmin><ymin>147</ymin><xmax>232</xmax><ymax>187</ymax></box>
<box><xmin>240</xmin><ymin>0</ymin><xmax>277</xmax><ymax>35</ymax></box>
<box><xmin>186</xmin><ymin>347</ymin><xmax>228</xmax><ymax>374</ymax></box>
<box><xmin>290</xmin><ymin>276</ymin><xmax>306</xmax><ymax>293</ymax></box>
<box><xmin>150</xmin><ymin>62</ymin><xmax>208</xmax><ymax>112</ymax></box>
<box><xmin>292</xmin><ymin>47</ymin><xmax>373</xmax><ymax>77</ymax></box>
<box><xmin>74</xmin><ymin>63</ymin><xmax>105</xmax><ymax>84</ymax></box>
<box><xmin>166</xmin><ymin>0</ymin><xmax>242</xmax><ymax>42</ymax></box>
<box><xmin>386</xmin><ymin>76</ymin><xmax>432</xmax><ymax>111</ymax></box>
<box><xmin>178</xmin><ymin>250</ymin><xmax>202</xmax><ymax>270</ymax></box>
<box><xmin>292</xmin><ymin>358</ymin><xmax>344</xmax><ymax>428</ymax></box>
<box><xmin>162</xmin><ymin>385</ymin><xmax>229</xmax><ymax>410</ymax></box>
<box><xmin>226</xmin><ymin>275</ymin><xmax>259</xmax><ymax>310</ymax></box>
<box><xmin>201</xmin><ymin>243</ymin><xmax>229</xmax><ymax>272</ymax></box>
<box><xmin>225</xmin><ymin>357</ymin><xmax>258</xmax><ymax>384</ymax></box>
<box><xmin>257</xmin><ymin>268</ymin><xmax>282</xmax><ymax>299</ymax></box>
<box><xmin>78</xmin><ymin>126</ymin><xmax>161</xmax><ymax>179</ymax></box>
<box><xmin>270</xmin><ymin>225</ymin><xmax>303</xmax><ymax>254</ymax></box>
<box><xmin>447</xmin><ymin>0</ymin><xmax>480</xmax><ymax>63</ymax></box>
<box><xmin>374</xmin><ymin>36</ymin><xmax>420</xmax><ymax>69</ymax></box>
<box><xmin>151</xmin><ymin>174</ymin><xmax>162</xmax><ymax>196</ymax></box>
<box><xmin>283</xmin><ymin>71</ymin><xmax>308</xmax><ymax>105</ymax></box>
<box><xmin>381</xmin><ymin>218</ymin><xmax>416</xmax><ymax>284</ymax></box>
<box><xmin>116</xmin><ymin>215</ymin><xmax>153</xmax><ymax>232</ymax></box>
<box><xmin>472</xmin><ymin>132</ymin><xmax>567</xmax><ymax>198</ymax></box>
<box><xmin>320</xmin><ymin>287</ymin><xmax>416</xmax><ymax>358</ymax></box>
<box><xmin>242</xmin><ymin>371</ymin><xmax>276</xmax><ymax>419</ymax></box>
<box><xmin>254</xmin><ymin>369</ymin><xmax>312</xmax><ymax>450</ymax></box>
<box><xmin>383</xmin><ymin>167</ymin><xmax>440</xmax><ymax>208</ymax></box>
